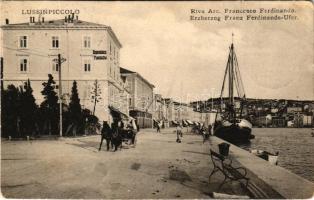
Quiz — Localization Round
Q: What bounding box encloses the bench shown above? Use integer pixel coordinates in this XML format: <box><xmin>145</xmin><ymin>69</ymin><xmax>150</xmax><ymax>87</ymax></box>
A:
<box><xmin>209</xmin><ymin>149</ymin><xmax>249</xmax><ymax>191</ymax></box>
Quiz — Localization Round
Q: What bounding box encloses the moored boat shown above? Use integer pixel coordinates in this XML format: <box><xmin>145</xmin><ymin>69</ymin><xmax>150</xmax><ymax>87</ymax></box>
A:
<box><xmin>214</xmin><ymin>120</ymin><xmax>254</xmax><ymax>143</ymax></box>
<box><xmin>250</xmin><ymin>149</ymin><xmax>279</xmax><ymax>165</ymax></box>
<box><xmin>213</xmin><ymin>41</ymin><xmax>255</xmax><ymax>144</ymax></box>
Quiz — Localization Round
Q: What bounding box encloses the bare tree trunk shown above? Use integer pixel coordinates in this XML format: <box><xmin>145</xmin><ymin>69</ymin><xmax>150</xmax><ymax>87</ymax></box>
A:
<box><xmin>93</xmin><ymin>97</ymin><xmax>97</xmax><ymax>115</ymax></box>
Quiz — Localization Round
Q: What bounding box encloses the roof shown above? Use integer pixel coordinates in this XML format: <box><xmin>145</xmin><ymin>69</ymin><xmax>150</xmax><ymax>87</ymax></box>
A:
<box><xmin>120</xmin><ymin>67</ymin><xmax>155</xmax><ymax>88</ymax></box>
<box><xmin>2</xmin><ymin>19</ymin><xmax>108</xmax><ymax>28</ymax></box>
<box><xmin>1</xmin><ymin>18</ymin><xmax>122</xmax><ymax>48</ymax></box>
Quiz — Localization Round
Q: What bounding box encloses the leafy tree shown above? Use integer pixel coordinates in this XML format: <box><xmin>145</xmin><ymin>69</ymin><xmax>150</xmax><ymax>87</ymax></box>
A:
<box><xmin>90</xmin><ymin>79</ymin><xmax>102</xmax><ymax>115</ymax></box>
<box><xmin>1</xmin><ymin>85</ymin><xmax>21</xmax><ymax>138</ymax></box>
<box><xmin>40</xmin><ymin>74</ymin><xmax>59</xmax><ymax>135</ymax></box>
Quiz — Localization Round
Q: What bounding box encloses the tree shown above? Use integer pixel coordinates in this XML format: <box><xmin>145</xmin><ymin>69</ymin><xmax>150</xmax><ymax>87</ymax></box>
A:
<box><xmin>67</xmin><ymin>81</ymin><xmax>83</xmax><ymax>136</ymax></box>
<box><xmin>19</xmin><ymin>79</ymin><xmax>38</xmax><ymax>137</ymax></box>
<box><xmin>40</xmin><ymin>74</ymin><xmax>59</xmax><ymax>135</ymax></box>
<box><xmin>69</xmin><ymin>80</ymin><xmax>82</xmax><ymax>121</ymax></box>
<box><xmin>1</xmin><ymin>85</ymin><xmax>21</xmax><ymax>138</ymax></box>
<box><xmin>90</xmin><ymin>79</ymin><xmax>102</xmax><ymax>115</ymax></box>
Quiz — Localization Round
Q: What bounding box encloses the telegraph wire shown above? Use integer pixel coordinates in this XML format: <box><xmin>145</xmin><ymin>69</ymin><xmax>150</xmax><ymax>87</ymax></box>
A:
<box><xmin>3</xmin><ymin>46</ymin><xmax>51</xmax><ymax>58</ymax></box>
<box><xmin>2</xmin><ymin>42</ymin><xmax>53</xmax><ymax>55</ymax></box>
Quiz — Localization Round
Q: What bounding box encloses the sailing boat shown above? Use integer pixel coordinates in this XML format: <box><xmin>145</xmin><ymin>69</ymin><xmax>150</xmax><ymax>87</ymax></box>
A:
<box><xmin>213</xmin><ymin>41</ymin><xmax>255</xmax><ymax>144</ymax></box>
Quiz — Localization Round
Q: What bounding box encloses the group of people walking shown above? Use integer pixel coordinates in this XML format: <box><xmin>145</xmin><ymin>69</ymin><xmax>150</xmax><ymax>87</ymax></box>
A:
<box><xmin>176</xmin><ymin>122</ymin><xmax>213</xmax><ymax>143</ymax></box>
<box><xmin>99</xmin><ymin>118</ymin><xmax>212</xmax><ymax>149</ymax></box>
<box><xmin>99</xmin><ymin>120</ymin><xmax>138</xmax><ymax>152</ymax></box>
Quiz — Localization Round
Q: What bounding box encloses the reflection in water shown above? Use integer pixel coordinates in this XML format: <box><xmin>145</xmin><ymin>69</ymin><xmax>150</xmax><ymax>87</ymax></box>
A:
<box><xmin>237</xmin><ymin>128</ymin><xmax>314</xmax><ymax>182</ymax></box>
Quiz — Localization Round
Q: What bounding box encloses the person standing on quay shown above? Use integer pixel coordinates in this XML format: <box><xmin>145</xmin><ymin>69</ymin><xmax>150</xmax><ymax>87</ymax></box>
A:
<box><xmin>156</xmin><ymin>122</ymin><xmax>161</xmax><ymax>133</ymax></box>
<box><xmin>176</xmin><ymin>124</ymin><xmax>182</xmax><ymax>143</ymax></box>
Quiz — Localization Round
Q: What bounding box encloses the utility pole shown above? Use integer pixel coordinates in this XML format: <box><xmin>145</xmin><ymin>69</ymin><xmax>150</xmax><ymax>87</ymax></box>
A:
<box><xmin>58</xmin><ymin>54</ymin><xmax>63</xmax><ymax>137</ymax></box>
<box><xmin>0</xmin><ymin>57</ymin><xmax>3</xmax><ymax>138</ymax></box>
<box><xmin>0</xmin><ymin>57</ymin><xmax>3</xmax><ymax>91</ymax></box>
<box><xmin>53</xmin><ymin>54</ymin><xmax>66</xmax><ymax>137</ymax></box>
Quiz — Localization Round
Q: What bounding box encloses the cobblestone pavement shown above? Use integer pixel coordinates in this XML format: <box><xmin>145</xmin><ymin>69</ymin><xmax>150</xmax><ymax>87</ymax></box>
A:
<box><xmin>1</xmin><ymin>128</ymin><xmax>248</xmax><ymax>199</ymax></box>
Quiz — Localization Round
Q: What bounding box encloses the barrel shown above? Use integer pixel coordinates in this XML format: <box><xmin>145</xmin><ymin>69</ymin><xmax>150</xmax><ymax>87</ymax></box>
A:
<box><xmin>218</xmin><ymin>142</ymin><xmax>230</xmax><ymax>156</ymax></box>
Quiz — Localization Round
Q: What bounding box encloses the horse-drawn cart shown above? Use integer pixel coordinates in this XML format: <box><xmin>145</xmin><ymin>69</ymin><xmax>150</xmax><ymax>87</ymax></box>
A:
<box><xmin>120</xmin><ymin>129</ymin><xmax>137</xmax><ymax>146</ymax></box>
<box><xmin>121</xmin><ymin>117</ymin><xmax>138</xmax><ymax>146</ymax></box>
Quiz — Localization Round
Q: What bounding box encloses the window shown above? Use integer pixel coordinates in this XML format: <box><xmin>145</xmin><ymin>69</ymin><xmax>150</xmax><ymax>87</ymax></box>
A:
<box><xmin>110</xmin><ymin>41</ymin><xmax>112</xmax><ymax>55</ymax></box>
<box><xmin>84</xmin><ymin>60</ymin><xmax>91</xmax><ymax>72</ymax></box>
<box><xmin>19</xmin><ymin>36</ymin><xmax>27</xmax><ymax>48</ymax></box>
<box><xmin>83</xmin><ymin>36</ymin><xmax>91</xmax><ymax>48</ymax></box>
<box><xmin>20</xmin><ymin>58</ymin><xmax>28</xmax><ymax>72</ymax></box>
<box><xmin>52</xmin><ymin>62</ymin><xmax>59</xmax><ymax>72</ymax></box>
<box><xmin>52</xmin><ymin>36</ymin><xmax>59</xmax><ymax>48</ymax></box>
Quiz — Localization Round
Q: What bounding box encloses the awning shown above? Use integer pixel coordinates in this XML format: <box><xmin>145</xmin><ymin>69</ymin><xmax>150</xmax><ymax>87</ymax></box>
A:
<box><xmin>186</xmin><ymin>120</ymin><xmax>194</xmax><ymax>125</ymax></box>
<box><xmin>172</xmin><ymin>120</ymin><xmax>179</xmax><ymax>125</ymax></box>
<box><xmin>108</xmin><ymin>105</ymin><xmax>129</xmax><ymax>119</ymax></box>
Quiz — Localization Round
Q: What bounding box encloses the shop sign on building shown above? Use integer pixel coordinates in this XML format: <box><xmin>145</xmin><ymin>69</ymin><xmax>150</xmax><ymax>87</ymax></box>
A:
<box><xmin>93</xmin><ymin>50</ymin><xmax>107</xmax><ymax>60</ymax></box>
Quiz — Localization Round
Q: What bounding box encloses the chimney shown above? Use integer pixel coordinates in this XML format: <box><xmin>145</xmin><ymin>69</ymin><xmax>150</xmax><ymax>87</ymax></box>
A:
<box><xmin>29</xmin><ymin>16</ymin><xmax>35</xmax><ymax>25</ymax></box>
<box><xmin>5</xmin><ymin>19</ymin><xmax>9</xmax><ymax>25</ymax></box>
<box><xmin>64</xmin><ymin>16</ymin><xmax>67</xmax><ymax>23</ymax></box>
<box><xmin>68</xmin><ymin>15</ymin><xmax>71</xmax><ymax>23</ymax></box>
<box><xmin>71</xmin><ymin>13</ymin><xmax>74</xmax><ymax>21</ymax></box>
<box><xmin>76</xmin><ymin>15</ymin><xmax>78</xmax><ymax>21</ymax></box>
<box><xmin>42</xmin><ymin>17</ymin><xmax>44</xmax><ymax>23</ymax></box>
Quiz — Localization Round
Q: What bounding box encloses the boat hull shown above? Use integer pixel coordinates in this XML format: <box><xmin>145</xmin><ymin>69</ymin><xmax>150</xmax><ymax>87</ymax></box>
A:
<box><xmin>214</xmin><ymin>123</ymin><xmax>254</xmax><ymax>144</ymax></box>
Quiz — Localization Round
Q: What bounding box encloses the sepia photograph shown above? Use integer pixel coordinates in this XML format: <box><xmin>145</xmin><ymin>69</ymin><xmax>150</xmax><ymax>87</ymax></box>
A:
<box><xmin>0</xmin><ymin>1</ymin><xmax>313</xmax><ymax>199</ymax></box>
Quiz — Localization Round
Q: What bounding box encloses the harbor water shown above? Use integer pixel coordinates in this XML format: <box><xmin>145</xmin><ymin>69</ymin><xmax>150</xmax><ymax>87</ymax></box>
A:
<box><xmin>240</xmin><ymin>128</ymin><xmax>314</xmax><ymax>182</ymax></box>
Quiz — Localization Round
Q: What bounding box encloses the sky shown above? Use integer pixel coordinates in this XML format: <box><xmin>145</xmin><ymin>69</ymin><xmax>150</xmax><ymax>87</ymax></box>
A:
<box><xmin>1</xmin><ymin>1</ymin><xmax>313</xmax><ymax>102</ymax></box>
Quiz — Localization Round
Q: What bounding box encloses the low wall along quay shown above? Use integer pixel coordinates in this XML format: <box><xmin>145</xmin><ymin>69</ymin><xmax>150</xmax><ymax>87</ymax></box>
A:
<box><xmin>210</xmin><ymin>136</ymin><xmax>314</xmax><ymax>199</ymax></box>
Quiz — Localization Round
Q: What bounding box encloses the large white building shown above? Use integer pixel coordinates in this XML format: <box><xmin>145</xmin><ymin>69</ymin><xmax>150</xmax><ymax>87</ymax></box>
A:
<box><xmin>1</xmin><ymin>15</ymin><xmax>128</xmax><ymax>123</ymax></box>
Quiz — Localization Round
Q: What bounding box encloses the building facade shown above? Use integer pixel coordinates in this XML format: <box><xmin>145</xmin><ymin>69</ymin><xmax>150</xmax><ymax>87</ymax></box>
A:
<box><xmin>120</xmin><ymin>67</ymin><xmax>155</xmax><ymax>128</ymax></box>
<box><xmin>153</xmin><ymin>94</ymin><xmax>165</xmax><ymax>121</ymax></box>
<box><xmin>2</xmin><ymin>15</ymin><xmax>128</xmax><ymax>124</ymax></box>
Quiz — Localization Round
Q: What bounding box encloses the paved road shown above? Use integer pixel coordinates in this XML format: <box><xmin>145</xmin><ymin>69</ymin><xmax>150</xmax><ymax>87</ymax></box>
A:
<box><xmin>1</xmin><ymin>128</ymin><xmax>247</xmax><ymax>198</ymax></box>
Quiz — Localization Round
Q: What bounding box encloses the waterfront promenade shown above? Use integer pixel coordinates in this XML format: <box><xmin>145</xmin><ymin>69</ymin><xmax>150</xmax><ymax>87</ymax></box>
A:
<box><xmin>1</xmin><ymin>128</ymin><xmax>248</xmax><ymax>199</ymax></box>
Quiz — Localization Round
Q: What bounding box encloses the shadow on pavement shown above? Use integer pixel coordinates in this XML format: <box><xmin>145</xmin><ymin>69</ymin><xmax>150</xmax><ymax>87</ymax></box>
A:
<box><xmin>182</xmin><ymin>150</ymin><xmax>210</xmax><ymax>156</ymax></box>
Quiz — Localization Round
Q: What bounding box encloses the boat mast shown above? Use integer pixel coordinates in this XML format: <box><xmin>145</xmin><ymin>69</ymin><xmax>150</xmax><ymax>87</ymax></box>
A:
<box><xmin>229</xmin><ymin>43</ymin><xmax>235</xmax><ymax>122</ymax></box>
<box><xmin>214</xmin><ymin>34</ymin><xmax>248</xmax><ymax>125</ymax></box>
<box><xmin>214</xmin><ymin>43</ymin><xmax>231</xmax><ymax>124</ymax></box>
<box><xmin>214</xmin><ymin>34</ymin><xmax>237</xmax><ymax>124</ymax></box>
<box><xmin>230</xmin><ymin>34</ymin><xmax>234</xmax><ymax>109</ymax></box>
